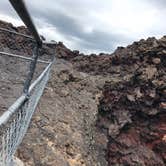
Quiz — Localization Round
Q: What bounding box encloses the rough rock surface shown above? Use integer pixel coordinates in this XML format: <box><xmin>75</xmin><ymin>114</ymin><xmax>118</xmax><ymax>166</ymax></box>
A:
<box><xmin>0</xmin><ymin>20</ymin><xmax>166</xmax><ymax>166</ymax></box>
<box><xmin>97</xmin><ymin>37</ymin><xmax>166</xmax><ymax>165</ymax></box>
<box><xmin>16</xmin><ymin>59</ymin><xmax>111</xmax><ymax>166</ymax></box>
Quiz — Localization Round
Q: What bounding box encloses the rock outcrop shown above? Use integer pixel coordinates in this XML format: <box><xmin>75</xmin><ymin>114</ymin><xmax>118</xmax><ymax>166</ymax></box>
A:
<box><xmin>97</xmin><ymin>37</ymin><xmax>166</xmax><ymax>165</ymax></box>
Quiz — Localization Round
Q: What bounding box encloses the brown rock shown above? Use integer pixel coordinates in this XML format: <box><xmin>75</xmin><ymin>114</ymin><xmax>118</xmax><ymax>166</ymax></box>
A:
<box><xmin>160</xmin><ymin>102</ymin><xmax>166</xmax><ymax>109</ymax></box>
<box><xmin>135</xmin><ymin>87</ymin><xmax>143</xmax><ymax>98</ymax></box>
<box><xmin>127</xmin><ymin>94</ymin><xmax>135</xmax><ymax>102</ymax></box>
<box><xmin>108</xmin><ymin>124</ymin><xmax>120</xmax><ymax>138</ymax></box>
<box><xmin>152</xmin><ymin>58</ymin><xmax>161</xmax><ymax>64</ymax></box>
<box><xmin>144</xmin><ymin>66</ymin><xmax>157</xmax><ymax>79</ymax></box>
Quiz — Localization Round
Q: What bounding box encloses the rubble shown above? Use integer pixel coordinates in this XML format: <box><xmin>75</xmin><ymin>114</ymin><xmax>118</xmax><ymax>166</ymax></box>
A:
<box><xmin>97</xmin><ymin>37</ymin><xmax>166</xmax><ymax>165</ymax></box>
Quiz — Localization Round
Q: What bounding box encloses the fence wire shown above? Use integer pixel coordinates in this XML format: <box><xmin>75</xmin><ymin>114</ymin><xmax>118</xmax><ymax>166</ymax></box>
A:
<box><xmin>0</xmin><ymin>1</ymin><xmax>55</xmax><ymax>164</ymax></box>
<box><xmin>0</xmin><ymin>24</ymin><xmax>55</xmax><ymax>166</ymax></box>
<box><xmin>0</xmin><ymin>62</ymin><xmax>52</xmax><ymax>165</ymax></box>
<box><xmin>0</xmin><ymin>28</ymin><xmax>56</xmax><ymax>62</ymax></box>
<box><xmin>0</xmin><ymin>28</ymin><xmax>34</xmax><ymax>56</ymax></box>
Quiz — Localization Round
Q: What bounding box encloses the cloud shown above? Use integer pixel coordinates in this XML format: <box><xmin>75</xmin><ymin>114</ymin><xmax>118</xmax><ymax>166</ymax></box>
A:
<box><xmin>0</xmin><ymin>0</ymin><xmax>165</xmax><ymax>54</ymax></box>
<box><xmin>26</xmin><ymin>5</ymin><xmax>129</xmax><ymax>52</ymax></box>
<box><xmin>24</xmin><ymin>0</ymin><xmax>132</xmax><ymax>52</ymax></box>
<box><xmin>146</xmin><ymin>0</ymin><xmax>166</xmax><ymax>7</ymax></box>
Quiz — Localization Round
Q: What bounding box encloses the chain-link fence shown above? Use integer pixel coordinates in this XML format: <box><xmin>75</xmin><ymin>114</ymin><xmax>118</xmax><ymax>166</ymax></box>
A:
<box><xmin>0</xmin><ymin>26</ymin><xmax>53</xmax><ymax>118</ymax></box>
<box><xmin>0</xmin><ymin>27</ymin><xmax>56</xmax><ymax>62</ymax></box>
<box><xmin>0</xmin><ymin>30</ymin><xmax>53</xmax><ymax>166</ymax></box>
<box><xmin>0</xmin><ymin>34</ymin><xmax>54</xmax><ymax>165</ymax></box>
<box><xmin>0</xmin><ymin>1</ymin><xmax>55</xmax><ymax>165</ymax></box>
<box><xmin>0</xmin><ymin>61</ymin><xmax>53</xmax><ymax>165</ymax></box>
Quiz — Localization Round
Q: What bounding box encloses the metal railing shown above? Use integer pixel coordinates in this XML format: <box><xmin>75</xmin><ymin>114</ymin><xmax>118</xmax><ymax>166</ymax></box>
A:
<box><xmin>9</xmin><ymin>0</ymin><xmax>43</xmax><ymax>94</ymax></box>
<box><xmin>0</xmin><ymin>0</ymin><xmax>55</xmax><ymax>165</ymax></box>
<box><xmin>9</xmin><ymin>0</ymin><xmax>42</xmax><ymax>47</ymax></box>
<box><xmin>0</xmin><ymin>61</ymin><xmax>53</xmax><ymax>165</ymax></box>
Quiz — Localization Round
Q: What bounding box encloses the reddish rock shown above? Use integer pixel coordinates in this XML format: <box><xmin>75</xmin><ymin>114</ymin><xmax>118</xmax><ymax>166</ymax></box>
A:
<box><xmin>97</xmin><ymin>35</ymin><xmax>166</xmax><ymax>165</ymax></box>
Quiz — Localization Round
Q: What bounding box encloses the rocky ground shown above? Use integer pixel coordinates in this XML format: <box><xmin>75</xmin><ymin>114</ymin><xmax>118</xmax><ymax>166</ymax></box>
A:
<box><xmin>0</xmin><ymin>20</ymin><xmax>166</xmax><ymax>166</ymax></box>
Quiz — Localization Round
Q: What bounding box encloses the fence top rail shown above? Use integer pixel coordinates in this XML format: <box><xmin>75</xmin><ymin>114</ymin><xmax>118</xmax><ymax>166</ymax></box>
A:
<box><xmin>9</xmin><ymin>0</ymin><xmax>42</xmax><ymax>47</ymax></box>
<box><xmin>0</xmin><ymin>1</ymin><xmax>56</xmax><ymax>129</ymax></box>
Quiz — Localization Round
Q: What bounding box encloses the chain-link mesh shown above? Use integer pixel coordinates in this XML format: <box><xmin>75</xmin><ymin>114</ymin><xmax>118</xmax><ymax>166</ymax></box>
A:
<box><xmin>0</xmin><ymin>62</ymin><xmax>52</xmax><ymax>166</ymax></box>
<box><xmin>0</xmin><ymin>2</ymin><xmax>55</xmax><ymax>164</ymax></box>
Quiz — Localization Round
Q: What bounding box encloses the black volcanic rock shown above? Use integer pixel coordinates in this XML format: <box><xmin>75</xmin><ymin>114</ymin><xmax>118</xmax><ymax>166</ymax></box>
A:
<box><xmin>55</xmin><ymin>42</ymin><xmax>79</xmax><ymax>59</ymax></box>
<box><xmin>97</xmin><ymin>36</ymin><xmax>166</xmax><ymax>165</ymax></box>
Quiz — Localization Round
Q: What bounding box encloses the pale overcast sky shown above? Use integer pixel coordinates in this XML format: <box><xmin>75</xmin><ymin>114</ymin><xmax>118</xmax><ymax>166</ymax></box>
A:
<box><xmin>0</xmin><ymin>0</ymin><xmax>165</xmax><ymax>54</ymax></box>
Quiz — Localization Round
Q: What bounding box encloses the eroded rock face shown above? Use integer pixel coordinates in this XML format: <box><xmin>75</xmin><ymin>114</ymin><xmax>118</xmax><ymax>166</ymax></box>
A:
<box><xmin>98</xmin><ymin>82</ymin><xmax>166</xmax><ymax>165</ymax></box>
<box><xmin>97</xmin><ymin>37</ymin><xmax>166</xmax><ymax>165</ymax></box>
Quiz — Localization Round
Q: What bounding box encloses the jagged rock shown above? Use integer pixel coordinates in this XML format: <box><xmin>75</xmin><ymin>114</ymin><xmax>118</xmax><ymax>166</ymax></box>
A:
<box><xmin>55</xmin><ymin>42</ymin><xmax>79</xmax><ymax>60</ymax></box>
<box><xmin>0</xmin><ymin>20</ymin><xmax>166</xmax><ymax>166</ymax></box>
<box><xmin>97</xmin><ymin>35</ymin><xmax>166</xmax><ymax>165</ymax></box>
<box><xmin>152</xmin><ymin>58</ymin><xmax>161</xmax><ymax>64</ymax></box>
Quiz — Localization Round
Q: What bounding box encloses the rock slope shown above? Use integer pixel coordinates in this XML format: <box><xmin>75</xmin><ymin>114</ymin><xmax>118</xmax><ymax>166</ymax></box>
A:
<box><xmin>0</xmin><ymin>20</ymin><xmax>166</xmax><ymax>165</ymax></box>
<box><xmin>16</xmin><ymin>59</ymin><xmax>111</xmax><ymax>166</ymax></box>
<box><xmin>97</xmin><ymin>37</ymin><xmax>166</xmax><ymax>165</ymax></box>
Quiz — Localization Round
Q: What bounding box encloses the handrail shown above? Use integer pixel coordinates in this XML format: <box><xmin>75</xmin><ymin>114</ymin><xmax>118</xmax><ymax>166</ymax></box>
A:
<box><xmin>8</xmin><ymin>0</ymin><xmax>44</xmax><ymax>94</ymax></box>
<box><xmin>9</xmin><ymin>0</ymin><xmax>42</xmax><ymax>47</ymax></box>
<box><xmin>0</xmin><ymin>1</ymin><xmax>55</xmax><ymax>165</ymax></box>
<box><xmin>0</xmin><ymin>94</ymin><xmax>27</xmax><ymax>125</ymax></box>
